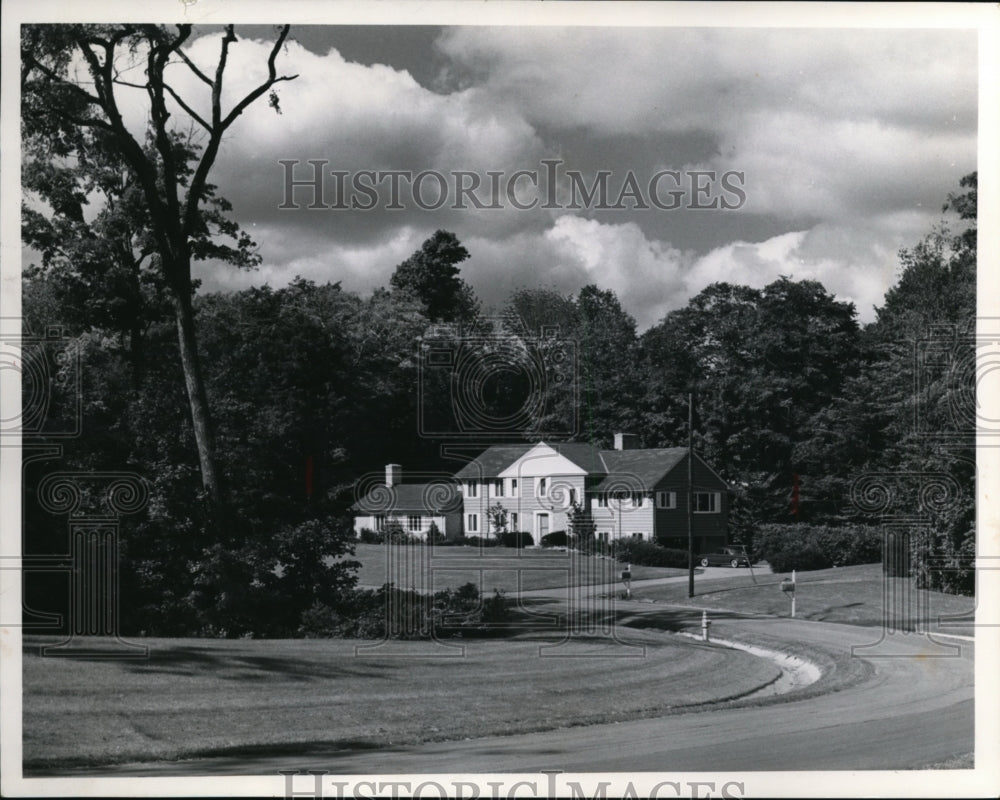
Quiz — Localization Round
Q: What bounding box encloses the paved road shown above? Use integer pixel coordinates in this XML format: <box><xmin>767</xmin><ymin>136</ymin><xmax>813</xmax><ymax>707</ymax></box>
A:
<box><xmin>66</xmin><ymin>603</ymin><xmax>973</xmax><ymax>776</ymax></box>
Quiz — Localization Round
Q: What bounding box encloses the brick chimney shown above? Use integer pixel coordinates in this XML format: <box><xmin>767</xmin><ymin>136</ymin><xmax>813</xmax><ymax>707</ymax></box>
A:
<box><xmin>385</xmin><ymin>464</ymin><xmax>402</xmax><ymax>487</ymax></box>
<box><xmin>613</xmin><ymin>433</ymin><xmax>639</xmax><ymax>451</ymax></box>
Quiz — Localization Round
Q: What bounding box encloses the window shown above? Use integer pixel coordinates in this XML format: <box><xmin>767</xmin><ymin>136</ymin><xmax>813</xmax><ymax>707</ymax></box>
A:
<box><xmin>494</xmin><ymin>479</ymin><xmax>504</xmax><ymax>497</ymax></box>
<box><xmin>510</xmin><ymin>512</ymin><xmax>518</xmax><ymax>530</ymax></box>
<box><xmin>511</xmin><ymin>479</ymin><xmax>519</xmax><ymax>497</ymax></box>
<box><xmin>466</xmin><ymin>481</ymin><xmax>478</xmax><ymax>498</ymax></box>
<box><xmin>374</xmin><ymin>515</ymin><xmax>385</xmax><ymax>531</ymax></box>
<box><xmin>599</xmin><ymin>531</ymin><xmax>609</xmax><ymax>543</ymax></box>
<box><xmin>632</xmin><ymin>532</ymin><xmax>644</xmax><ymax>540</ymax></box>
<box><xmin>694</xmin><ymin>492</ymin><xmax>720</xmax><ymax>513</ymax></box>
<box><xmin>538</xmin><ymin>477</ymin><xmax>548</xmax><ymax>497</ymax></box>
<box><xmin>407</xmin><ymin>515</ymin><xmax>422</xmax><ymax>532</ymax></box>
<box><xmin>596</xmin><ymin>495</ymin><xmax>607</xmax><ymax>509</ymax></box>
<box><xmin>632</xmin><ymin>492</ymin><xmax>645</xmax><ymax>508</ymax></box>
<box><xmin>569</xmin><ymin>487</ymin><xmax>576</xmax><ymax>505</ymax></box>
<box><xmin>467</xmin><ymin>513</ymin><xmax>479</xmax><ymax>532</ymax></box>
<box><xmin>656</xmin><ymin>491</ymin><xmax>677</xmax><ymax>509</ymax></box>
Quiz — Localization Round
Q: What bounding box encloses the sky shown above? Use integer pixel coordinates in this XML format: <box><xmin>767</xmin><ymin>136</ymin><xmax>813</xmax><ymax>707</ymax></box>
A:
<box><xmin>95</xmin><ymin>24</ymin><xmax>982</xmax><ymax>330</ymax></box>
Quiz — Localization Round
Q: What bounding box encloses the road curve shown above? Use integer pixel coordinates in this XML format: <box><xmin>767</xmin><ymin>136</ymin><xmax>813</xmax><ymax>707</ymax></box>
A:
<box><xmin>278</xmin><ymin>617</ymin><xmax>974</xmax><ymax>773</ymax></box>
<box><xmin>71</xmin><ymin>607</ymin><xmax>973</xmax><ymax>776</ymax></box>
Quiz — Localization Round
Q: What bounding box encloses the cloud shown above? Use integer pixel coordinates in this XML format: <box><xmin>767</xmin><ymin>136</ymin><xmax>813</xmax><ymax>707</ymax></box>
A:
<box><xmin>111</xmin><ymin>26</ymin><xmax>975</xmax><ymax>335</ymax></box>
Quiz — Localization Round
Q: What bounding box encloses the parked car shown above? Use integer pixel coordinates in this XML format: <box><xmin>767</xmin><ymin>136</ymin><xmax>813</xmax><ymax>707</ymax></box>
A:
<box><xmin>699</xmin><ymin>546</ymin><xmax>753</xmax><ymax>568</ymax></box>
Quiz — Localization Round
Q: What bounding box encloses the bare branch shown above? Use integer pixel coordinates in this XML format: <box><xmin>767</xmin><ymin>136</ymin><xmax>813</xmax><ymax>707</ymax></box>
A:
<box><xmin>220</xmin><ymin>24</ymin><xmax>296</xmax><ymax>130</ymax></box>
<box><xmin>172</xmin><ymin>37</ymin><xmax>214</xmax><ymax>87</ymax></box>
<box><xmin>183</xmin><ymin>25</ymin><xmax>296</xmax><ymax>236</ymax></box>
<box><xmin>162</xmin><ymin>82</ymin><xmax>211</xmax><ymax>132</ymax></box>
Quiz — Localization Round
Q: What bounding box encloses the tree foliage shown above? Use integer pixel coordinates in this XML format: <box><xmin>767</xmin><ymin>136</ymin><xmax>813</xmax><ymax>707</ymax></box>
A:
<box><xmin>390</xmin><ymin>230</ymin><xmax>479</xmax><ymax>323</ymax></box>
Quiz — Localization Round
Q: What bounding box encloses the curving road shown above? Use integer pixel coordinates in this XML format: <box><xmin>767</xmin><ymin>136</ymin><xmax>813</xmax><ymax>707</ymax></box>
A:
<box><xmin>269</xmin><ymin>616</ymin><xmax>974</xmax><ymax>773</ymax></box>
<box><xmin>74</xmin><ymin>583</ymin><xmax>974</xmax><ymax>776</ymax></box>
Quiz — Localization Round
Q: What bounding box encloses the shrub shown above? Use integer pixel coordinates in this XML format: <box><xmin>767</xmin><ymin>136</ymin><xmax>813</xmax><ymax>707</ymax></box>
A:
<box><xmin>614</xmin><ymin>539</ymin><xmax>689</xmax><ymax>568</ymax></box>
<box><xmin>297</xmin><ymin>581</ymin><xmax>510</xmax><ymax>638</ymax></box>
<box><xmin>754</xmin><ymin>523</ymin><xmax>883</xmax><ymax>573</ymax></box>
<box><xmin>426</xmin><ymin>521</ymin><xmax>446</xmax><ymax>544</ymax></box>
<box><xmin>541</xmin><ymin>530</ymin><xmax>567</xmax><ymax>548</ymax></box>
<box><xmin>499</xmin><ymin>530</ymin><xmax>534</xmax><ymax>548</ymax></box>
<box><xmin>358</xmin><ymin>527</ymin><xmax>381</xmax><ymax>544</ymax></box>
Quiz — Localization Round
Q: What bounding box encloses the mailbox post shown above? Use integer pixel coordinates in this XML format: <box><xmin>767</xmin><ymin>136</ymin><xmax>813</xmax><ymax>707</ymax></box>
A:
<box><xmin>780</xmin><ymin>572</ymin><xmax>796</xmax><ymax>618</ymax></box>
<box><xmin>621</xmin><ymin>564</ymin><xmax>632</xmax><ymax>600</ymax></box>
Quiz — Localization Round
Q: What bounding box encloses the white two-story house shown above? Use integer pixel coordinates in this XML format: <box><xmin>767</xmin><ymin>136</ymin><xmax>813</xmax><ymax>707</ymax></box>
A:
<box><xmin>453</xmin><ymin>433</ymin><xmax>729</xmax><ymax>551</ymax></box>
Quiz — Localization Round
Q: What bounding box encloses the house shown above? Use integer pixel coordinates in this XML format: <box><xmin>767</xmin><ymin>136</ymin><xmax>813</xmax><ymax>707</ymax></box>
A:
<box><xmin>352</xmin><ymin>464</ymin><xmax>463</xmax><ymax>540</ymax></box>
<box><xmin>453</xmin><ymin>433</ymin><xmax>728</xmax><ymax>551</ymax></box>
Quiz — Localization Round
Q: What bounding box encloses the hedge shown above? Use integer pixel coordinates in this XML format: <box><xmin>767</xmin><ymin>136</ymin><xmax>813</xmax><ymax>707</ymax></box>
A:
<box><xmin>499</xmin><ymin>530</ymin><xmax>534</xmax><ymax>548</ymax></box>
<box><xmin>754</xmin><ymin>523</ymin><xmax>882</xmax><ymax>573</ymax></box>
<box><xmin>541</xmin><ymin>530</ymin><xmax>568</xmax><ymax>548</ymax></box>
<box><xmin>298</xmin><ymin>582</ymin><xmax>509</xmax><ymax>638</ymax></box>
<box><xmin>613</xmin><ymin>540</ymin><xmax>689</xmax><ymax>568</ymax></box>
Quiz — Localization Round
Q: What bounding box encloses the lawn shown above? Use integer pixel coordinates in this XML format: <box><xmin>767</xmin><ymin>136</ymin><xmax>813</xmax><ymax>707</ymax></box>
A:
<box><xmin>23</xmin><ymin>630</ymin><xmax>777</xmax><ymax>771</ymax></box>
<box><xmin>630</xmin><ymin>563</ymin><xmax>977</xmax><ymax>635</ymax></box>
<box><xmin>346</xmin><ymin>543</ymin><xmax>685</xmax><ymax>593</ymax></box>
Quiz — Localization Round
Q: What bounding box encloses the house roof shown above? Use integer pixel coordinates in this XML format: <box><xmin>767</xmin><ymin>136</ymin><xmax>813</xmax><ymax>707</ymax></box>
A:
<box><xmin>352</xmin><ymin>482</ymin><xmax>462</xmax><ymax>514</ymax></box>
<box><xmin>452</xmin><ymin>444</ymin><xmax>533</xmax><ymax>479</ymax></box>
<box><xmin>453</xmin><ymin>442</ymin><xmax>607</xmax><ymax>479</ymax></box>
<box><xmin>590</xmin><ymin>448</ymin><xmax>688</xmax><ymax>492</ymax></box>
<box><xmin>453</xmin><ymin>442</ymin><xmax>726</xmax><ymax>492</ymax></box>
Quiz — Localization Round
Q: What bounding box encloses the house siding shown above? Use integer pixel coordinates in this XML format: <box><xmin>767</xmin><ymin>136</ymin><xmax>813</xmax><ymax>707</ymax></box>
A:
<box><xmin>462</xmin><ymin>474</ymin><xmax>586</xmax><ymax>539</ymax></box>
<box><xmin>353</xmin><ymin>512</ymin><xmax>461</xmax><ymax>540</ymax></box>
<box><xmin>651</xmin><ymin>454</ymin><xmax>728</xmax><ymax>552</ymax></box>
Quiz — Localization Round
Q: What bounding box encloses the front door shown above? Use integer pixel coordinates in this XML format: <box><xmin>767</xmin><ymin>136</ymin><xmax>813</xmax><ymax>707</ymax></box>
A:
<box><xmin>536</xmin><ymin>513</ymin><xmax>550</xmax><ymax>541</ymax></box>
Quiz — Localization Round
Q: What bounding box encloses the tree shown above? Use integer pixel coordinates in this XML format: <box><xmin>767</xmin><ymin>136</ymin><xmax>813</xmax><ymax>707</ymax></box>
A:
<box><xmin>639</xmin><ymin>278</ymin><xmax>861</xmax><ymax>525</ymax></box>
<box><xmin>567</xmin><ymin>501</ymin><xmax>596</xmax><ymax>553</ymax></box>
<box><xmin>487</xmin><ymin>504</ymin><xmax>509</xmax><ymax>541</ymax></box>
<box><xmin>21</xmin><ymin>23</ymin><xmax>297</xmax><ymax>505</ymax></box>
<box><xmin>390</xmin><ymin>230</ymin><xmax>479</xmax><ymax>323</ymax></box>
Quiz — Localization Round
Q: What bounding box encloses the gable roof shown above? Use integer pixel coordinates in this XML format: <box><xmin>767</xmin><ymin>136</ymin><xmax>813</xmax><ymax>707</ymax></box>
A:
<box><xmin>454</xmin><ymin>441</ymin><xmax>607</xmax><ymax>479</ymax></box>
<box><xmin>453</xmin><ymin>442</ymin><xmax>726</xmax><ymax>492</ymax></box>
<box><xmin>352</xmin><ymin>482</ymin><xmax>462</xmax><ymax>514</ymax></box>
<box><xmin>452</xmin><ymin>444</ymin><xmax>533</xmax><ymax>480</ymax></box>
<box><xmin>591</xmin><ymin>448</ymin><xmax>688</xmax><ymax>492</ymax></box>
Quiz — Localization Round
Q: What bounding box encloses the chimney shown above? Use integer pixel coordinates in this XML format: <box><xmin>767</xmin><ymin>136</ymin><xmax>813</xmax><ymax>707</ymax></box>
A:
<box><xmin>385</xmin><ymin>464</ymin><xmax>402</xmax><ymax>487</ymax></box>
<box><xmin>614</xmin><ymin>433</ymin><xmax>639</xmax><ymax>451</ymax></box>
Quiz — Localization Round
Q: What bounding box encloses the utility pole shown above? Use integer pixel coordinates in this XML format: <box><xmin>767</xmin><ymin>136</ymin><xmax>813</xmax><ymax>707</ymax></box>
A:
<box><xmin>688</xmin><ymin>392</ymin><xmax>695</xmax><ymax>598</ymax></box>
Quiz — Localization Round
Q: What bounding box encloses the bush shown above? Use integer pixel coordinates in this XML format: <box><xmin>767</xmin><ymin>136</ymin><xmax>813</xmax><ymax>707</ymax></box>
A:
<box><xmin>499</xmin><ymin>530</ymin><xmax>534</xmax><ymax>548</ymax></box>
<box><xmin>358</xmin><ymin>527</ymin><xmax>381</xmax><ymax>544</ymax></box>
<box><xmin>614</xmin><ymin>539</ymin><xmax>689</xmax><ymax>568</ymax></box>
<box><xmin>754</xmin><ymin>523</ymin><xmax>883</xmax><ymax>573</ymax></box>
<box><xmin>541</xmin><ymin>530</ymin><xmax>567</xmax><ymax>548</ymax></box>
<box><xmin>297</xmin><ymin>581</ymin><xmax>510</xmax><ymax>638</ymax></box>
<box><xmin>426</xmin><ymin>521</ymin><xmax>445</xmax><ymax>544</ymax></box>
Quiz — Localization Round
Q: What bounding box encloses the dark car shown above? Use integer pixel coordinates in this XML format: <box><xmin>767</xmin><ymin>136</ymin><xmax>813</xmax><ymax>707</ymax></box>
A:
<box><xmin>699</xmin><ymin>546</ymin><xmax>753</xmax><ymax>568</ymax></box>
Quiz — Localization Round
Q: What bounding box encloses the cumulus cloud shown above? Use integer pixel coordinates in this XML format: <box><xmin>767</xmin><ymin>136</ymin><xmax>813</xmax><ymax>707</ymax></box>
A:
<box><xmin>121</xmin><ymin>26</ymin><xmax>975</xmax><ymax>334</ymax></box>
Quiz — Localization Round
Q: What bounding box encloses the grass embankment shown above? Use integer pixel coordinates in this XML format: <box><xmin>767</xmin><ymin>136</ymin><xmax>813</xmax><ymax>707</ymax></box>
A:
<box><xmin>23</xmin><ymin>631</ymin><xmax>777</xmax><ymax>771</ymax></box>
<box><xmin>348</xmin><ymin>543</ymin><xmax>684</xmax><ymax>592</ymax></box>
<box><xmin>630</xmin><ymin>563</ymin><xmax>976</xmax><ymax>635</ymax></box>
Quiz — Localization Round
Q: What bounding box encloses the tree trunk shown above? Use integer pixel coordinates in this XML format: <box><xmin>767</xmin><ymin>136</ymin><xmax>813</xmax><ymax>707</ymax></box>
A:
<box><xmin>172</xmin><ymin>286</ymin><xmax>222</xmax><ymax>505</ymax></box>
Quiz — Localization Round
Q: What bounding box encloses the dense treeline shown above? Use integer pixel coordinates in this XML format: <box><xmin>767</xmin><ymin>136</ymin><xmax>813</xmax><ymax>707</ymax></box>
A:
<box><xmin>21</xmin><ymin>174</ymin><xmax>976</xmax><ymax>635</ymax></box>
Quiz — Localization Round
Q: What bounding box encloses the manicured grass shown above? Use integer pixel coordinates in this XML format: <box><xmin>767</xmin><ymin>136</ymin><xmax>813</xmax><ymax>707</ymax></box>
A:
<box><xmin>631</xmin><ymin>563</ymin><xmax>977</xmax><ymax>635</ymax></box>
<box><xmin>347</xmin><ymin>543</ymin><xmax>685</xmax><ymax>593</ymax></box>
<box><xmin>23</xmin><ymin>630</ymin><xmax>778</xmax><ymax>771</ymax></box>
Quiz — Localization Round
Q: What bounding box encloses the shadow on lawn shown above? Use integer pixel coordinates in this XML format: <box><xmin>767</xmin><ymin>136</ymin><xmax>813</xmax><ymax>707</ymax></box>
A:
<box><xmin>620</xmin><ymin>608</ymin><xmax>755</xmax><ymax>633</ymax></box>
<box><xmin>24</xmin><ymin>642</ymin><xmax>400</xmax><ymax>682</ymax></box>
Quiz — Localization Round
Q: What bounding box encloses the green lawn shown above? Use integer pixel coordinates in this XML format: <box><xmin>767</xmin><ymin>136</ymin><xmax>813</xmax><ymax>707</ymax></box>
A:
<box><xmin>346</xmin><ymin>543</ymin><xmax>685</xmax><ymax>593</ymax></box>
<box><xmin>23</xmin><ymin>631</ymin><xmax>777</xmax><ymax>771</ymax></box>
<box><xmin>631</xmin><ymin>563</ymin><xmax>977</xmax><ymax>635</ymax></box>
